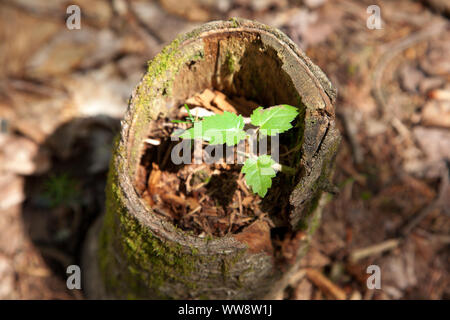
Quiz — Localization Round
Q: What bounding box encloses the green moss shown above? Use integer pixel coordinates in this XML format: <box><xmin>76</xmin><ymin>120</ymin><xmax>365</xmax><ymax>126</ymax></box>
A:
<box><xmin>221</xmin><ymin>259</ymin><xmax>230</xmax><ymax>278</ymax></box>
<box><xmin>229</xmin><ymin>17</ymin><xmax>239</xmax><ymax>28</ymax></box>
<box><xmin>118</xmin><ymin>210</ymin><xmax>199</xmax><ymax>292</ymax></box>
<box><xmin>127</xmin><ymin>37</ymin><xmax>205</xmax><ymax>179</ymax></box>
<box><xmin>220</xmin><ymin>249</ymin><xmax>245</xmax><ymax>279</ymax></box>
<box><xmin>42</xmin><ymin>173</ymin><xmax>81</xmax><ymax>208</ymax></box>
<box><xmin>98</xmin><ymin>19</ymin><xmax>338</xmax><ymax>298</ymax></box>
<box><xmin>226</xmin><ymin>51</ymin><xmax>235</xmax><ymax>73</ymax></box>
<box><xmin>294</xmin><ymin>127</ymin><xmax>339</xmax><ymax>231</ymax></box>
<box><xmin>99</xmin><ymin>147</ymin><xmax>249</xmax><ymax>299</ymax></box>
<box><xmin>100</xmin><ymin>161</ymin><xmax>200</xmax><ymax>297</ymax></box>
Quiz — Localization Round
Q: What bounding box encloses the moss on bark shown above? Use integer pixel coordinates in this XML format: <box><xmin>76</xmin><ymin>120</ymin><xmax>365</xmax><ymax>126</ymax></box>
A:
<box><xmin>84</xmin><ymin>18</ymin><xmax>340</xmax><ymax>300</ymax></box>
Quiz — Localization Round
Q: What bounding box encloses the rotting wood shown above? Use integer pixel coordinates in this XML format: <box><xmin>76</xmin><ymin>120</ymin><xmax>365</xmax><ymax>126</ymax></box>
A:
<box><xmin>82</xmin><ymin>18</ymin><xmax>340</xmax><ymax>300</ymax></box>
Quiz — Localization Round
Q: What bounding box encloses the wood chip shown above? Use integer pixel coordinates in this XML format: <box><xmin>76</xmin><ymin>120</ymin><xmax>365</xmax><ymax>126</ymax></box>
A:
<box><xmin>236</xmin><ymin>178</ymin><xmax>250</xmax><ymax>196</ymax></box>
<box><xmin>212</xmin><ymin>90</ymin><xmax>238</xmax><ymax>114</ymax></box>
<box><xmin>349</xmin><ymin>238</ymin><xmax>400</xmax><ymax>262</ymax></box>
<box><xmin>305</xmin><ymin>268</ymin><xmax>347</xmax><ymax>300</ymax></box>
<box><xmin>144</xmin><ymin>138</ymin><xmax>161</xmax><ymax>145</ymax></box>
<box><xmin>161</xmin><ymin>193</ymin><xmax>186</xmax><ymax>207</ymax></box>
<box><xmin>147</xmin><ymin>163</ymin><xmax>161</xmax><ymax>194</ymax></box>
<box><xmin>139</xmin><ymin>90</ymin><xmax>270</xmax><ymax>237</ymax></box>
<box><xmin>228</xmin><ymin>210</ymin><xmax>236</xmax><ymax>233</ymax></box>
<box><xmin>186</xmin><ymin>205</ymin><xmax>201</xmax><ymax>217</ymax></box>
<box><xmin>421</xmin><ymin>100</ymin><xmax>450</xmax><ymax>128</ymax></box>
<box><xmin>189</xmin><ymin>89</ymin><xmax>223</xmax><ymax>114</ymax></box>
<box><xmin>242</xmin><ymin>196</ymin><xmax>254</xmax><ymax>207</ymax></box>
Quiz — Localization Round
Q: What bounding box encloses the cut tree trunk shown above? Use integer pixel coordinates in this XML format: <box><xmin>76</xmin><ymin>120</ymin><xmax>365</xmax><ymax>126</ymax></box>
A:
<box><xmin>82</xmin><ymin>18</ymin><xmax>340</xmax><ymax>299</ymax></box>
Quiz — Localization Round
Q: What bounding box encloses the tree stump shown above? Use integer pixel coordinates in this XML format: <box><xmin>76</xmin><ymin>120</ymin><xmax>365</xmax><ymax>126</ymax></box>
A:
<box><xmin>82</xmin><ymin>18</ymin><xmax>340</xmax><ymax>299</ymax></box>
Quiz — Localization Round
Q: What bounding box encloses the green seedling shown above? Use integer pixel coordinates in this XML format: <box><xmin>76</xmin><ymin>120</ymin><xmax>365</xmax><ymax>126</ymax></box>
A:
<box><xmin>174</xmin><ymin>104</ymin><xmax>298</xmax><ymax>197</ymax></box>
<box><xmin>171</xmin><ymin>104</ymin><xmax>197</xmax><ymax>124</ymax></box>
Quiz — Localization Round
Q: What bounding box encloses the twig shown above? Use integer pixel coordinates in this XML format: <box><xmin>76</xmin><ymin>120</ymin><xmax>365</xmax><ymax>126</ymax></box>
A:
<box><xmin>198</xmin><ymin>195</ymin><xmax>207</xmax><ymax>204</ymax></box>
<box><xmin>186</xmin><ymin>165</ymin><xmax>207</xmax><ymax>193</ymax></box>
<box><xmin>237</xmin><ymin>191</ymin><xmax>243</xmax><ymax>217</ymax></box>
<box><xmin>349</xmin><ymin>238</ymin><xmax>400</xmax><ymax>262</ymax></box>
<box><xmin>186</xmin><ymin>206</ymin><xmax>202</xmax><ymax>217</ymax></box>
<box><xmin>280</xmin><ymin>144</ymin><xmax>302</xmax><ymax>157</ymax></box>
<box><xmin>228</xmin><ymin>210</ymin><xmax>235</xmax><ymax>234</ymax></box>
<box><xmin>288</xmin><ymin>268</ymin><xmax>307</xmax><ymax>287</ymax></box>
<box><xmin>144</xmin><ymin>138</ymin><xmax>161</xmax><ymax>146</ymax></box>
<box><xmin>401</xmin><ymin>166</ymin><xmax>449</xmax><ymax>236</ymax></box>
<box><xmin>305</xmin><ymin>268</ymin><xmax>347</xmax><ymax>300</ymax></box>
<box><xmin>37</xmin><ymin>246</ymin><xmax>73</xmax><ymax>267</ymax></box>
<box><xmin>236</xmin><ymin>178</ymin><xmax>250</xmax><ymax>196</ymax></box>
<box><xmin>429</xmin><ymin>89</ymin><xmax>450</xmax><ymax>101</ymax></box>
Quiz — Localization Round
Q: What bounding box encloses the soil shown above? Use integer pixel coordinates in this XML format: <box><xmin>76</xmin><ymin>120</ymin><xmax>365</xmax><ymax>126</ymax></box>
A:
<box><xmin>135</xmin><ymin>89</ymin><xmax>293</xmax><ymax>237</ymax></box>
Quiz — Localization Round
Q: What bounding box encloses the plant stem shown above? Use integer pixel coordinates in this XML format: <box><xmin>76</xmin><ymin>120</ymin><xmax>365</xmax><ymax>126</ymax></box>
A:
<box><xmin>236</xmin><ymin>150</ymin><xmax>296</xmax><ymax>175</ymax></box>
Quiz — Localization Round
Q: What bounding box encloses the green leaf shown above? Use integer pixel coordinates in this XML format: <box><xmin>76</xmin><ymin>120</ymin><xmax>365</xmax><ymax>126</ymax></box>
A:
<box><xmin>180</xmin><ymin>111</ymin><xmax>247</xmax><ymax>146</ymax></box>
<box><xmin>184</xmin><ymin>104</ymin><xmax>195</xmax><ymax>122</ymax></box>
<box><xmin>242</xmin><ymin>154</ymin><xmax>276</xmax><ymax>197</ymax></box>
<box><xmin>250</xmin><ymin>105</ymin><xmax>299</xmax><ymax>136</ymax></box>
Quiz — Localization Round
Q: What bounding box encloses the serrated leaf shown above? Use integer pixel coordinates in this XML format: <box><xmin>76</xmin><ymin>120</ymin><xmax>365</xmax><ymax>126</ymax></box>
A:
<box><xmin>180</xmin><ymin>111</ymin><xmax>246</xmax><ymax>146</ymax></box>
<box><xmin>242</xmin><ymin>154</ymin><xmax>277</xmax><ymax>197</ymax></box>
<box><xmin>250</xmin><ymin>105</ymin><xmax>299</xmax><ymax>136</ymax></box>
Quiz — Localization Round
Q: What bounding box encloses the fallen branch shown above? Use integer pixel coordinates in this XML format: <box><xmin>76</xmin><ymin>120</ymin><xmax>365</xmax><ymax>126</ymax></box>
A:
<box><xmin>305</xmin><ymin>268</ymin><xmax>347</xmax><ymax>300</ymax></box>
<box><xmin>349</xmin><ymin>238</ymin><xmax>400</xmax><ymax>262</ymax></box>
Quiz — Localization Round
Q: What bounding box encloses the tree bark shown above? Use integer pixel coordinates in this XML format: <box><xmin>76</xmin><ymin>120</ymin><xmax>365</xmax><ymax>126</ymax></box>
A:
<box><xmin>82</xmin><ymin>18</ymin><xmax>340</xmax><ymax>299</ymax></box>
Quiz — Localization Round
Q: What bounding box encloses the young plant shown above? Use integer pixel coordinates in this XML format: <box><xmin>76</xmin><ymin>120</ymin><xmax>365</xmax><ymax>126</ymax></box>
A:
<box><xmin>174</xmin><ymin>104</ymin><xmax>298</xmax><ymax>197</ymax></box>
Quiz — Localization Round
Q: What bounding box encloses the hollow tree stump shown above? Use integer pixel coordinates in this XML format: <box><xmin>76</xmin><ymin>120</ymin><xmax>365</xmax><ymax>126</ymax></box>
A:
<box><xmin>82</xmin><ymin>18</ymin><xmax>340</xmax><ymax>299</ymax></box>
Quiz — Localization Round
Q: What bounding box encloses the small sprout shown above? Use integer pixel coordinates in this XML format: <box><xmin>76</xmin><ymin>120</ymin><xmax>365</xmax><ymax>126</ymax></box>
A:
<box><xmin>242</xmin><ymin>154</ymin><xmax>277</xmax><ymax>197</ymax></box>
<box><xmin>171</xmin><ymin>119</ymin><xmax>190</xmax><ymax>124</ymax></box>
<box><xmin>180</xmin><ymin>111</ymin><xmax>246</xmax><ymax>146</ymax></box>
<box><xmin>184</xmin><ymin>104</ymin><xmax>195</xmax><ymax>122</ymax></box>
<box><xmin>175</xmin><ymin>104</ymin><xmax>299</xmax><ymax>197</ymax></box>
<box><xmin>43</xmin><ymin>173</ymin><xmax>80</xmax><ymax>208</ymax></box>
<box><xmin>171</xmin><ymin>104</ymin><xmax>196</xmax><ymax>124</ymax></box>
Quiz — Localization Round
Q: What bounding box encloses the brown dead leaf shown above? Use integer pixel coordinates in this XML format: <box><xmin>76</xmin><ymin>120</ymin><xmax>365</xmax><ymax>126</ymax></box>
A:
<box><xmin>186</xmin><ymin>89</ymin><xmax>223</xmax><ymax>114</ymax></box>
<box><xmin>148</xmin><ymin>163</ymin><xmax>162</xmax><ymax>194</ymax></box>
<box><xmin>234</xmin><ymin>220</ymin><xmax>273</xmax><ymax>255</ymax></box>
<box><xmin>421</xmin><ymin>100</ymin><xmax>450</xmax><ymax>128</ymax></box>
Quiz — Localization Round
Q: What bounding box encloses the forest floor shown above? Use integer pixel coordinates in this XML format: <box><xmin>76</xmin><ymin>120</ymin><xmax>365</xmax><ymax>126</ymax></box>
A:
<box><xmin>0</xmin><ymin>0</ymin><xmax>448</xmax><ymax>299</ymax></box>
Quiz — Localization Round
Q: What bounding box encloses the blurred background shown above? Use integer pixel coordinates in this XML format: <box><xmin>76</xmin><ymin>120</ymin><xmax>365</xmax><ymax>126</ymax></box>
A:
<box><xmin>0</xmin><ymin>0</ymin><xmax>448</xmax><ymax>299</ymax></box>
